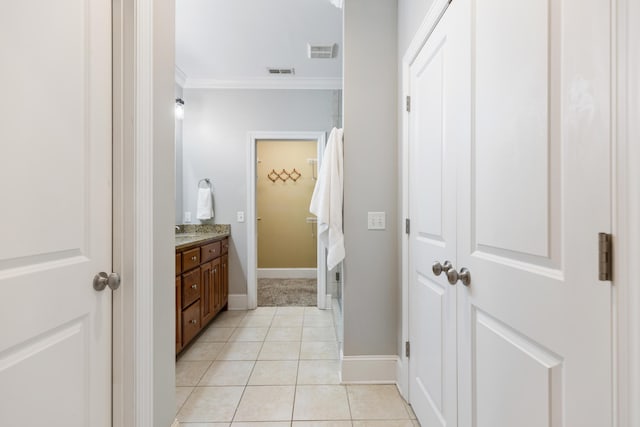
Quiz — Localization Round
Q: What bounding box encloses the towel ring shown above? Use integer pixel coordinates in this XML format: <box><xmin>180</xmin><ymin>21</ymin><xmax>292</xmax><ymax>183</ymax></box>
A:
<box><xmin>198</xmin><ymin>178</ymin><xmax>211</xmax><ymax>189</ymax></box>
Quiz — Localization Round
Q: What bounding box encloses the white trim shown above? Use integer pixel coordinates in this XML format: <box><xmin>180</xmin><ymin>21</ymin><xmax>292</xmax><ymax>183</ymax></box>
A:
<box><xmin>133</xmin><ymin>0</ymin><xmax>155</xmax><ymax>423</ymax></box>
<box><xmin>340</xmin><ymin>352</ymin><xmax>399</xmax><ymax>384</ymax></box>
<box><xmin>112</xmin><ymin>0</ymin><xmax>156</xmax><ymax>424</ymax></box>
<box><xmin>395</xmin><ymin>357</ymin><xmax>408</xmax><ymax>400</ymax></box>
<box><xmin>616</xmin><ymin>0</ymin><xmax>640</xmax><ymax>425</ymax></box>
<box><xmin>171</xmin><ymin>419</ymin><xmax>180</xmax><ymax>427</ymax></box>
<box><xmin>247</xmin><ymin>131</ymin><xmax>328</xmax><ymax>310</ymax></box>
<box><xmin>257</xmin><ymin>268</ymin><xmax>317</xmax><ymax>279</ymax></box>
<box><xmin>325</xmin><ymin>294</ymin><xmax>332</xmax><ymax>310</ymax></box>
<box><xmin>184</xmin><ymin>77</ymin><xmax>342</xmax><ymax>90</ymax></box>
<box><xmin>399</xmin><ymin>0</ymin><xmax>451</xmax><ymax>401</ymax></box>
<box><xmin>228</xmin><ymin>294</ymin><xmax>249</xmax><ymax>310</ymax></box>
<box><xmin>175</xmin><ymin>65</ymin><xmax>187</xmax><ymax>87</ymax></box>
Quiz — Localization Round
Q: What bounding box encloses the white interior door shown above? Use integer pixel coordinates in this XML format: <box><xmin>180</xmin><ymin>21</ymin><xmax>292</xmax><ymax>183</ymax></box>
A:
<box><xmin>455</xmin><ymin>0</ymin><xmax>612</xmax><ymax>426</ymax></box>
<box><xmin>0</xmin><ymin>1</ymin><xmax>112</xmax><ymax>426</ymax></box>
<box><xmin>407</xmin><ymin>5</ymin><xmax>463</xmax><ymax>426</ymax></box>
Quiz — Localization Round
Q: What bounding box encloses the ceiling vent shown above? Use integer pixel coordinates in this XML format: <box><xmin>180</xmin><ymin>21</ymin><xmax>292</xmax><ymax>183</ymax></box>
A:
<box><xmin>267</xmin><ymin>67</ymin><xmax>296</xmax><ymax>75</ymax></box>
<box><xmin>308</xmin><ymin>43</ymin><xmax>337</xmax><ymax>59</ymax></box>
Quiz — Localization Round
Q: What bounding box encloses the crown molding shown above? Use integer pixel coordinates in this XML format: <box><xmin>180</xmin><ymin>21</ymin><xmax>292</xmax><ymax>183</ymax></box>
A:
<box><xmin>183</xmin><ymin>77</ymin><xmax>343</xmax><ymax>90</ymax></box>
<box><xmin>175</xmin><ymin>66</ymin><xmax>187</xmax><ymax>87</ymax></box>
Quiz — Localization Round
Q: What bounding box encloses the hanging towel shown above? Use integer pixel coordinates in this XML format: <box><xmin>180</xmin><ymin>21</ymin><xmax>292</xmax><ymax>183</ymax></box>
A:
<box><xmin>196</xmin><ymin>187</ymin><xmax>214</xmax><ymax>220</ymax></box>
<box><xmin>310</xmin><ymin>127</ymin><xmax>344</xmax><ymax>270</ymax></box>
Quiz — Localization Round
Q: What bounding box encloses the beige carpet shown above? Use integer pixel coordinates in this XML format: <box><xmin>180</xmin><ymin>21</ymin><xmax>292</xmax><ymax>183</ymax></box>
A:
<box><xmin>258</xmin><ymin>278</ymin><xmax>317</xmax><ymax>306</ymax></box>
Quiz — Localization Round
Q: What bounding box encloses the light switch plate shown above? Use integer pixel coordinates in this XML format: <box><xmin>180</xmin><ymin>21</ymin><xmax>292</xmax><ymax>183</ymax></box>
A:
<box><xmin>237</xmin><ymin>211</ymin><xmax>245</xmax><ymax>222</ymax></box>
<box><xmin>184</xmin><ymin>211</ymin><xmax>191</xmax><ymax>223</ymax></box>
<box><xmin>367</xmin><ymin>212</ymin><xmax>386</xmax><ymax>230</ymax></box>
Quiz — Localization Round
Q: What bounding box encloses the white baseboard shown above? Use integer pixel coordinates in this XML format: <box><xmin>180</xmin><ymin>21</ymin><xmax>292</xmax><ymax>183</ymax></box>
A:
<box><xmin>228</xmin><ymin>294</ymin><xmax>248</xmax><ymax>310</ymax></box>
<box><xmin>325</xmin><ymin>294</ymin><xmax>332</xmax><ymax>310</ymax></box>
<box><xmin>257</xmin><ymin>268</ymin><xmax>317</xmax><ymax>279</ymax></box>
<box><xmin>396</xmin><ymin>357</ymin><xmax>408</xmax><ymax>400</ymax></box>
<box><xmin>340</xmin><ymin>351</ymin><xmax>400</xmax><ymax>384</ymax></box>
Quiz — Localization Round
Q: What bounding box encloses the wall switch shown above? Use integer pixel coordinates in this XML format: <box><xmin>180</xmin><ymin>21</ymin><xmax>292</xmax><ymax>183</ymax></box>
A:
<box><xmin>184</xmin><ymin>212</ymin><xmax>191</xmax><ymax>223</ymax></box>
<box><xmin>237</xmin><ymin>211</ymin><xmax>245</xmax><ymax>222</ymax></box>
<box><xmin>367</xmin><ymin>212</ymin><xmax>386</xmax><ymax>230</ymax></box>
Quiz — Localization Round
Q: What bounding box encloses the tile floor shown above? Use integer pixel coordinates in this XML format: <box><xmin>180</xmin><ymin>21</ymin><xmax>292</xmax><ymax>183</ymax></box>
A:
<box><xmin>176</xmin><ymin>306</ymin><xmax>419</xmax><ymax>427</ymax></box>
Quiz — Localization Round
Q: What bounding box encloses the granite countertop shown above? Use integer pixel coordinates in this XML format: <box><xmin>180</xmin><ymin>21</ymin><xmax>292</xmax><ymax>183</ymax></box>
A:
<box><xmin>175</xmin><ymin>224</ymin><xmax>230</xmax><ymax>250</ymax></box>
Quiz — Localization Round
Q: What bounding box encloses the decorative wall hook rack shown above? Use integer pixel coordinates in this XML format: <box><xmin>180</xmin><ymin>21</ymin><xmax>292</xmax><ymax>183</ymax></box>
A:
<box><xmin>266</xmin><ymin>168</ymin><xmax>303</xmax><ymax>183</ymax></box>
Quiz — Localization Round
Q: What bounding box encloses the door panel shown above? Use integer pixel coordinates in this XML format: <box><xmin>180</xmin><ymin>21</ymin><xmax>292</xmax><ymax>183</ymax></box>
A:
<box><xmin>0</xmin><ymin>0</ymin><xmax>112</xmax><ymax>425</ymax></box>
<box><xmin>408</xmin><ymin>7</ymin><xmax>460</xmax><ymax>427</ymax></box>
<box><xmin>457</xmin><ymin>0</ymin><xmax>612</xmax><ymax>426</ymax></box>
<box><xmin>474</xmin><ymin>0</ymin><xmax>553</xmax><ymax>259</ymax></box>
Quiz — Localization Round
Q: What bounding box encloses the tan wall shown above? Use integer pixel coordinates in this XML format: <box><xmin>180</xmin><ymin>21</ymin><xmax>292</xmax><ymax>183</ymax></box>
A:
<box><xmin>257</xmin><ymin>140</ymin><xmax>317</xmax><ymax>268</ymax></box>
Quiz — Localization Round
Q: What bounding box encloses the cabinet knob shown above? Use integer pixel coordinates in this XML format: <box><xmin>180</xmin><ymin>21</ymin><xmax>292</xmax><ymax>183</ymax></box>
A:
<box><xmin>191</xmin><ymin>284</ymin><xmax>197</xmax><ymax>289</ymax></box>
<box><xmin>190</xmin><ymin>319</ymin><xmax>197</xmax><ymax>324</ymax></box>
<box><xmin>191</xmin><ymin>256</ymin><xmax>197</xmax><ymax>261</ymax></box>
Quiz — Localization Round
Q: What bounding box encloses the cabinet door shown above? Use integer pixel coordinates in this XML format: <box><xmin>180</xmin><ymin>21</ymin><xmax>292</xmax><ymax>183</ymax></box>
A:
<box><xmin>211</xmin><ymin>257</ymin><xmax>221</xmax><ymax>314</ymax></box>
<box><xmin>176</xmin><ymin>276</ymin><xmax>182</xmax><ymax>353</ymax></box>
<box><xmin>221</xmin><ymin>254</ymin><xmax>229</xmax><ymax>308</ymax></box>
<box><xmin>200</xmin><ymin>261</ymin><xmax>213</xmax><ymax>325</ymax></box>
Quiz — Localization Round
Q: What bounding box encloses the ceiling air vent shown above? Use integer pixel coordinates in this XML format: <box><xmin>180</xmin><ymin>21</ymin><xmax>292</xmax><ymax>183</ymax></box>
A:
<box><xmin>308</xmin><ymin>43</ymin><xmax>337</xmax><ymax>59</ymax></box>
<box><xmin>267</xmin><ymin>67</ymin><xmax>296</xmax><ymax>75</ymax></box>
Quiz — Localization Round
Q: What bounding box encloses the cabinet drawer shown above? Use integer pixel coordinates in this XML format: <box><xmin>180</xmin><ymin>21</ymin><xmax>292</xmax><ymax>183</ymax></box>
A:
<box><xmin>221</xmin><ymin>238</ymin><xmax>229</xmax><ymax>255</ymax></box>
<box><xmin>175</xmin><ymin>253</ymin><xmax>182</xmax><ymax>275</ymax></box>
<box><xmin>181</xmin><ymin>267</ymin><xmax>201</xmax><ymax>309</ymax></box>
<box><xmin>182</xmin><ymin>248</ymin><xmax>200</xmax><ymax>271</ymax></box>
<box><xmin>201</xmin><ymin>241</ymin><xmax>221</xmax><ymax>263</ymax></box>
<box><xmin>182</xmin><ymin>300</ymin><xmax>201</xmax><ymax>345</ymax></box>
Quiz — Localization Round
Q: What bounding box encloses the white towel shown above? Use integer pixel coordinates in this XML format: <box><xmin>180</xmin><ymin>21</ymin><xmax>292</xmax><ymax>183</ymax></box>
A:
<box><xmin>310</xmin><ymin>127</ymin><xmax>344</xmax><ymax>270</ymax></box>
<box><xmin>196</xmin><ymin>188</ymin><xmax>214</xmax><ymax>220</ymax></box>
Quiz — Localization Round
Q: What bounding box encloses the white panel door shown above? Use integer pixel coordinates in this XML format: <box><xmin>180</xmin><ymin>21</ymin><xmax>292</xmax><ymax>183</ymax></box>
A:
<box><xmin>407</xmin><ymin>4</ymin><xmax>464</xmax><ymax>426</ymax></box>
<box><xmin>0</xmin><ymin>1</ymin><xmax>112</xmax><ymax>426</ymax></box>
<box><xmin>455</xmin><ymin>0</ymin><xmax>612</xmax><ymax>426</ymax></box>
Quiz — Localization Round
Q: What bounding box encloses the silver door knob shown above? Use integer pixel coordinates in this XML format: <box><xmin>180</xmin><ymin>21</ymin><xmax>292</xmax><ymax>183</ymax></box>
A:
<box><xmin>446</xmin><ymin>267</ymin><xmax>471</xmax><ymax>286</ymax></box>
<box><xmin>432</xmin><ymin>260</ymin><xmax>453</xmax><ymax>276</ymax></box>
<box><xmin>93</xmin><ymin>272</ymin><xmax>121</xmax><ymax>291</ymax></box>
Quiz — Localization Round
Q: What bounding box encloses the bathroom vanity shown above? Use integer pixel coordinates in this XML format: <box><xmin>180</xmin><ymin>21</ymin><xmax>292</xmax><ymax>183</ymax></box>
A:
<box><xmin>175</xmin><ymin>225</ymin><xmax>230</xmax><ymax>354</ymax></box>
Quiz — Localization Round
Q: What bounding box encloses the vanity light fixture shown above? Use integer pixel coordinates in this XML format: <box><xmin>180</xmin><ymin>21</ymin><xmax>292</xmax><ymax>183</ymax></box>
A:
<box><xmin>175</xmin><ymin>98</ymin><xmax>185</xmax><ymax>120</ymax></box>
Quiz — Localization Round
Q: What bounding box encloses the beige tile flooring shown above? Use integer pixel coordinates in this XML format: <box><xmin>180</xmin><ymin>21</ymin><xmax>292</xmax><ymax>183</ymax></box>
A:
<box><xmin>176</xmin><ymin>307</ymin><xmax>419</xmax><ymax>427</ymax></box>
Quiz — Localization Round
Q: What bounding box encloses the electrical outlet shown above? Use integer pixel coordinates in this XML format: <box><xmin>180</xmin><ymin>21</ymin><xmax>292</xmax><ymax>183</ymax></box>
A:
<box><xmin>237</xmin><ymin>211</ymin><xmax>245</xmax><ymax>222</ymax></box>
<box><xmin>367</xmin><ymin>212</ymin><xmax>386</xmax><ymax>230</ymax></box>
<box><xmin>184</xmin><ymin>212</ymin><xmax>191</xmax><ymax>223</ymax></box>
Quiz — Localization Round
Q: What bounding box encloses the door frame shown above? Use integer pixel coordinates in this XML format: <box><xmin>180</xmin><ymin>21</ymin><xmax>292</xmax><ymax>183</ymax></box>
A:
<box><xmin>614</xmin><ymin>0</ymin><xmax>640</xmax><ymax>425</ymax></box>
<box><xmin>398</xmin><ymin>0</ymin><xmax>451</xmax><ymax>400</ymax></box>
<box><xmin>112</xmin><ymin>0</ymin><xmax>176</xmax><ymax>425</ymax></box>
<box><xmin>247</xmin><ymin>131</ymin><xmax>328</xmax><ymax>310</ymax></box>
<box><xmin>398</xmin><ymin>3</ymin><xmax>640</xmax><ymax>427</ymax></box>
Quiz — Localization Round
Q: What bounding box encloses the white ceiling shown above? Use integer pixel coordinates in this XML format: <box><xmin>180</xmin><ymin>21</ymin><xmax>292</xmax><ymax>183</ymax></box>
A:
<box><xmin>175</xmin><ymin>0</ymin><xmax>343</xmax><ymax>89</ymax></box>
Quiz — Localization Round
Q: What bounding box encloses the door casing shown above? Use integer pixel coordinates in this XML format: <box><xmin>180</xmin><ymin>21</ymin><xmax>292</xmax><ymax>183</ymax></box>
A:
<box><xmin>247</xmin><ymin>131</ymin><xmax>328</xmax><ymax>310</ymax></box>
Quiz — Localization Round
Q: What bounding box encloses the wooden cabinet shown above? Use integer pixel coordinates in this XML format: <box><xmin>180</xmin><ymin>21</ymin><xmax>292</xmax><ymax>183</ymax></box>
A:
<box><xmin>176</xmin><ymin>235</ymin><xmax>229</xmax><ymax>354</ymax></box>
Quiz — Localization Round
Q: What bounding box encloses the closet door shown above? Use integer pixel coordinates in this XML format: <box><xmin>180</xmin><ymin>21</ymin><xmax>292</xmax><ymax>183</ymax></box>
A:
<box><xmin>455</xmin><ymin>0</ymin><xmax>612</xmax><ymax>426</ymax></box>
<box><xmin>407</xmin><ymin>3</ymin><xmax>465</xmax><ymax>425</ymax></box>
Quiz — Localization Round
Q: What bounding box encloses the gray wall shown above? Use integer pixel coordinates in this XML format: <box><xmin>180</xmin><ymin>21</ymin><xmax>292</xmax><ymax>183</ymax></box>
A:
<box><xmin>343</xmin><ymin>0</ymin><xmax>398</xmax><ymax>356</ymax></box>
<box><xmin>154</xmin><ymin>0</ymin><xmax>176</xmax><ymax>424</ymax></box>
<box><xmin>180</xmin><ymin>88</ymin><xmax>339</xmax><ymax>295</ymax></box>
<box><xmin>175</xmin><ymin>83</ymin><xmax>184</xmax><ymax>224</ymax></box>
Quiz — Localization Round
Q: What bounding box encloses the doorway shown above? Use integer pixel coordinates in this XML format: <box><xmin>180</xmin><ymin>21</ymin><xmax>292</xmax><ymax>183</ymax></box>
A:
<box><xmin>256</xmin><ymin>139</ymin><xmax>319</xmax><ymax>306</ymax></box>
<box><xmin>248</xmin><ymin>132</ymin><xmax>328</xmax><ymax>310</ymax></box>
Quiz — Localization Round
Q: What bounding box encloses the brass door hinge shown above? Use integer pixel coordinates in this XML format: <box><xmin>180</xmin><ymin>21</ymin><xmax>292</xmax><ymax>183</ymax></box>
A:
<box><xmin>598</xmin><ymin>232</ymin><xmax>612</xmax><ymax>281</ymax></box>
